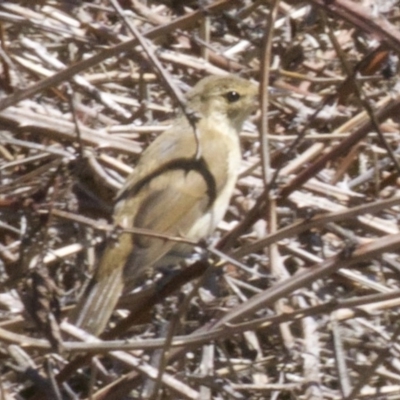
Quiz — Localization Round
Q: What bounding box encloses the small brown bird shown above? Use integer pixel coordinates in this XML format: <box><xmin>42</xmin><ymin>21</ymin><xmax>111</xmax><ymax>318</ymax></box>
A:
<box><xmin>72</xmin><ymin>75</ymin><xmax>258</xmax><ymax>335</ymax></box>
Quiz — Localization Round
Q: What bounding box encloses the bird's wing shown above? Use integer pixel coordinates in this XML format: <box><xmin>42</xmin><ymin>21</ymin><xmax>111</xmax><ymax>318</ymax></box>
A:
<box><xmin>119</xmin><ymin>161</ymin><xmax>217</xmax><ymax>276</ymax></box>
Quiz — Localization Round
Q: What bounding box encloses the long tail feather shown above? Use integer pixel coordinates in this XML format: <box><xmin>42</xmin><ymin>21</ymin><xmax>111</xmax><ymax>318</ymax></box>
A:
<box><xmin>71</xmin><ymin>267</ymin><xmax>124</xmax><ymax>336</ymax></box>
<box><xmin>70</xmin><ymin>234</ymin><xmax>134</xmax><ymax>335</ymax></box>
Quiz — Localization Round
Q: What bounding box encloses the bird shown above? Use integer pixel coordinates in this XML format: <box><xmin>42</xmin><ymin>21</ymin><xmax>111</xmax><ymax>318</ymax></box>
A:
<box><xmin>71</xmin><ymin>74</ymin><xmax>258</xmax><ymax>335</ymax></box>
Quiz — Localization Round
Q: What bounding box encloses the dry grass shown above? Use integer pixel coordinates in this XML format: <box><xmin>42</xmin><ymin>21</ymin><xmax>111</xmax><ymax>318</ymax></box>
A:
<box><xmin>1</xmin><ymin>1</ymin><xmax>400</xmax><ymax>399</ymax></box>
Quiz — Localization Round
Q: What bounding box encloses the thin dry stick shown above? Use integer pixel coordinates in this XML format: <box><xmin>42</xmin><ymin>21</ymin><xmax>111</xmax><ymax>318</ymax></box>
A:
<box><xmin>259</xmin><ymin>0</ymin><xmax>278</xmax><ymax>186</ymax></box>
<box><xmin>50</xmin><ymin>208</ymin><xmax>198</xmax><ymax>246</ymax></box>
<box><xmin>259</xmin><ymin>0</ymin><xmax>296</xmax><ymax>355</ymax></box>
<box><xmin>331</xmin><ymin>318</ymin><xmax>352</xmax><ymax>397</ymax></box>
<box><xmin>66</xmin><ymin>84</ymin><xmax>84</xmax><ymax>159</ymax></box>
<box><xmin>298</xmin><ymin>296</ymin><xmax>322</xmax><ymax>399</ymax></box>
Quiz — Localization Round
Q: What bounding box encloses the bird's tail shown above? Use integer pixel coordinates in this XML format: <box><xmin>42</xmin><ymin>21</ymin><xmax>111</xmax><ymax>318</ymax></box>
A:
<box><xmin>70</xmin><ymin>232</ymin><xmax>135</xmax><ymax>335</ymax></box>
<box><xmin>70</xmin><ymin>267</ymin><xmax>124</xmax><ymax>336</ymax></box>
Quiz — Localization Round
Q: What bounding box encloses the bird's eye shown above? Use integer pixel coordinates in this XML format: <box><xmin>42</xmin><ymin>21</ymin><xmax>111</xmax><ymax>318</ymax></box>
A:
<box><xmin>225</xmin><ymin>91</ymin><xmax>241</xmax><ymax>103</ymax></box>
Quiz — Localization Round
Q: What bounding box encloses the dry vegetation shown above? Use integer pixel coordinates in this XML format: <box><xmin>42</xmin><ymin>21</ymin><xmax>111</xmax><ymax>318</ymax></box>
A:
<box><xmin>1</xmin><ymin>0</ymin><xmax>400</xmax><ymax>399</ymax></box>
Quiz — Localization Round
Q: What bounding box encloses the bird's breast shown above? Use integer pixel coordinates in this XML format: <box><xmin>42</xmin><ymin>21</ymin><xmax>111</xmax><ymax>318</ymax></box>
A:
<box><xmin>187</xmin><ymin>127</ymin><xmax>241</xmax><ymax>241</ymax></box>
